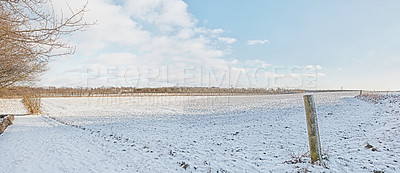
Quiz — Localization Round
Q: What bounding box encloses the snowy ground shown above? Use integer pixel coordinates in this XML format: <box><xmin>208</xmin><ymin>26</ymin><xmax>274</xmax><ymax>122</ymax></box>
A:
<box><xmin>0</xmin><ymin>92</ymin><xmax>399</xmax><ymax>172</ymax></box>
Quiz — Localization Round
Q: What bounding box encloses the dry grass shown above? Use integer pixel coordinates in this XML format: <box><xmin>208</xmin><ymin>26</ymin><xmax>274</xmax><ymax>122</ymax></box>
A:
<box><xmin>284</xmin><ymin>151</ymin><xmax>329</xmax><ymax>171</ymax></box>
<box><xmin>357</xmin><ymin>93</ymin><xmax>386</xmax><ymax>104</ymax></box>
<box><xmin>0</xmin><ymin>115</ymin><xmax>14</xmax><ymax>134</ymax></box>
<box><xmin>22</xmin><ymin>94</ymin><xmax>42</xmax><ymax>114</ymax></box>
<box><xmin>284</xmin><ymin>152</ymin><xmax>310</xmax><ymax>164</ymax></box>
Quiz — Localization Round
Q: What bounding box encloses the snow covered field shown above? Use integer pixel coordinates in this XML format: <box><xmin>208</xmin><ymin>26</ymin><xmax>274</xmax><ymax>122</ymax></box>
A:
<box><xmin>0</xmin><ymin>92</ymin><xmax>399</xmax><ymax>172</ymax></box>
<box><xmin>0</xmin><ymin>98</ymin><xmax>27</xmax><ymax>115</ymax></box>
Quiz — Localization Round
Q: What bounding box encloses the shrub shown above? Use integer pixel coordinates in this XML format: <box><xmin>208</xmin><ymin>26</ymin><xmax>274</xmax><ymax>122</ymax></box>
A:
<box><xmin>22</xmin><ymin>94</ymin><xmax>42</xmax><ymax>114</ymax></box>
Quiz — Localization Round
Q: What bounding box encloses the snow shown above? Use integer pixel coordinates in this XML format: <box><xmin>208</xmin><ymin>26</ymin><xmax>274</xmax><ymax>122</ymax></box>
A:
<box><xmin>0</xmin><ymin>92</ymin><xmax>399</xmax><ymax>172</ymax></box>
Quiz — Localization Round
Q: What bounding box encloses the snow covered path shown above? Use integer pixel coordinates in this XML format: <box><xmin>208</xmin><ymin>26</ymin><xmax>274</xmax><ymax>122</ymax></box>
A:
<box><xmin>0</xmin><ymin>115</ymin><xmax>135</xmax><ymax>173</ymax></box>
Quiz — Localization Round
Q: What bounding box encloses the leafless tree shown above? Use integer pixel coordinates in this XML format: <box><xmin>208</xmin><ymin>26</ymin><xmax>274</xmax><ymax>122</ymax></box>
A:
<box><xmin>0</xmin><ymin>0</ymin><xmax>90</xmax><ymax>89</ymax></box>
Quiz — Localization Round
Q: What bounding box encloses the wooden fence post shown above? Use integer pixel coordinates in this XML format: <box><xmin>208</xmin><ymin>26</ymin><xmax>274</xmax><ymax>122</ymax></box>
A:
<box><xmin>303</xmin><ymin>95</ymin><xmax>322</xmax><ymax>163</ymax></box>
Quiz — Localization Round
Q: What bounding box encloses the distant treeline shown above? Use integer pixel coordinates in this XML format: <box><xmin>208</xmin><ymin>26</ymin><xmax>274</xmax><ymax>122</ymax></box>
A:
<box><xmin>305</xmin><ymin>89</ymin><xmax>360</xmax><ymax>93</ymax></box>
<box><xmin>0</xmin><ymin>86</ymin><xmax>306</xmax><ymax>98</ymax></box>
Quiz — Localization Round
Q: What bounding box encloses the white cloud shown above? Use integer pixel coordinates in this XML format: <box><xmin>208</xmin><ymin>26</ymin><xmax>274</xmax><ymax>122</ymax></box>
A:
<box><xmin>41</xmin><ymin>0</ymin><xmax>323</xmax><ymax>89</ymax></box>
<box><xmin>95</xmin><ymin>53</ymin><xmax>140</xmax><ymax>66</ymax></box>
<box><xmin>290</xmin><ymin>73</ymin><xmax>325</xmax><ymax>78</ymax></box>
<box><xmin>125</xmin><ymin>0</ymin><xmax>196</xmax><ymax>32</ymax></box>
<box><xmin>247</xmin><ymin>39</ymin><xmax>270</xmax><ymax>45</ymax></box>
<box><xmin>218</xmin><ymin>37</ymin><xmax>237</xmax><ymax>44</ymax></box>
<box><xmin>304</xmin><ymin>65</ymin><xmax>322</xmax><ymax>70</ymax></box>
<box><xmin>244</xmin><ymin>59</ymin><xmax>271</xmax><ymax>68</ymax></box>
<box><xmin>41</xmin><ymin>0</ymin><xmax>234</xmax><ymax>87</ymax></box>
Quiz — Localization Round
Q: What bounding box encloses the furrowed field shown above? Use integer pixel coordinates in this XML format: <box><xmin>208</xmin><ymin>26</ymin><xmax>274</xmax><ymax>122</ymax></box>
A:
<box><xmin>0</xmin><ymin>92</ymin><xmax>399</xmax><ymax>172</ymax></box>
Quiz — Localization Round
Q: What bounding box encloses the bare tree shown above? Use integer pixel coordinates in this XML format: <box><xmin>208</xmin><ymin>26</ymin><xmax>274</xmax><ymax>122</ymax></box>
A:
<box><xmin>0</xmin><ymin>0</ymin><xmax>90</xmax><ymax>89</ymax></box>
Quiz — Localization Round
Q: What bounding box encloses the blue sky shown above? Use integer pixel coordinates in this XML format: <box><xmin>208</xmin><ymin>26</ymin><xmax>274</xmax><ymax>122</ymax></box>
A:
<box><xmin>41</xmin><ymin>0</ymin><xmax>400</xmax><ymax>90</ymax></box>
